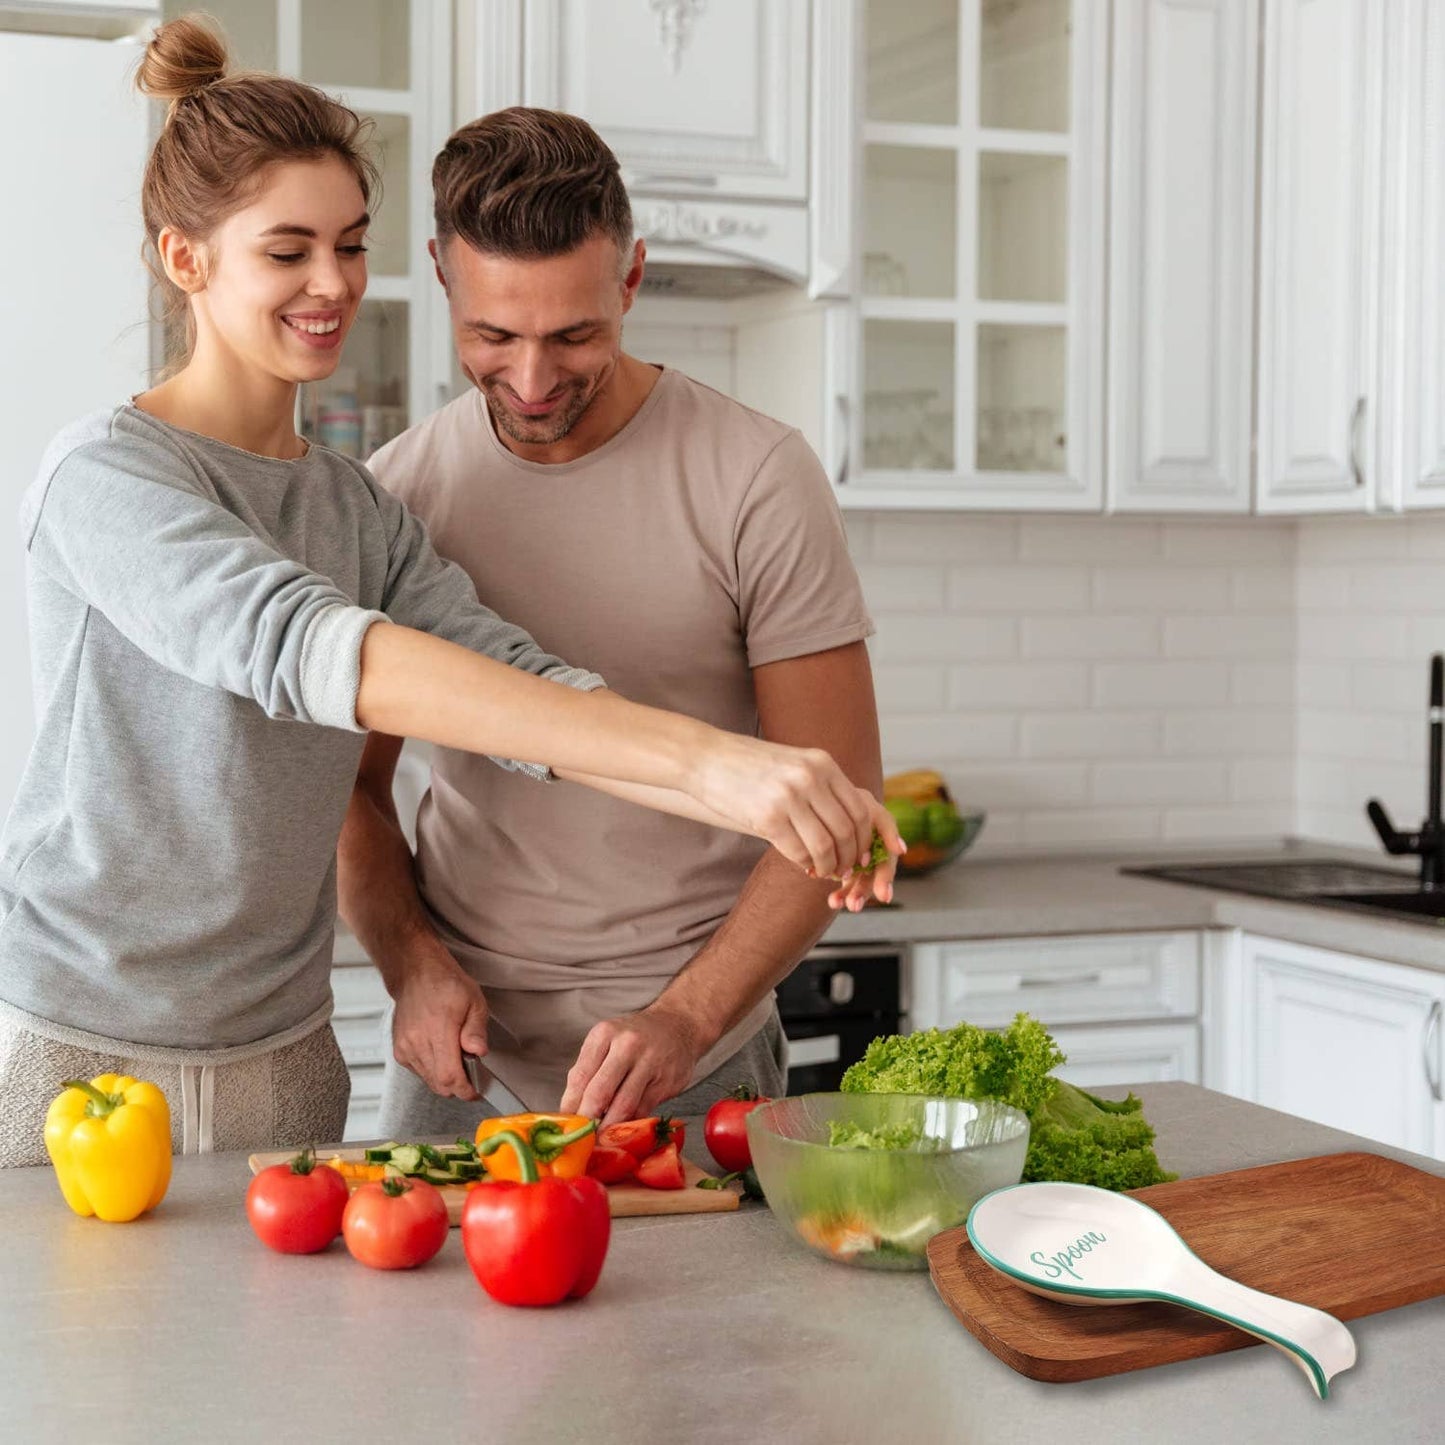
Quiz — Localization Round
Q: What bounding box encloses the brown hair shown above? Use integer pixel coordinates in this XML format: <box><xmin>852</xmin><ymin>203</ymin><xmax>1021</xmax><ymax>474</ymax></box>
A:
<box><xmin>135</xmin><ymin>13</ymin><xmax>380</xmax><ymax>361</ymax></box>
<box><xmin>431</xmin><ymin>107</ymin><xmax>633</xmax><ymax>266</ymax></box>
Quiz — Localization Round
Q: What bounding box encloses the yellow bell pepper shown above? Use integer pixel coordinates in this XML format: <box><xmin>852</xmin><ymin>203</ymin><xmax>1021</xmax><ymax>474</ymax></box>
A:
<box><xmin>474</xmin><ymin>1113</ymin><xmax>596</xmax><ymax>1181</ymax></box>
<box><xmin>45</xmin><ymin>1075</ymin><xmax>172</xmax><ymax>1222</ymax></box>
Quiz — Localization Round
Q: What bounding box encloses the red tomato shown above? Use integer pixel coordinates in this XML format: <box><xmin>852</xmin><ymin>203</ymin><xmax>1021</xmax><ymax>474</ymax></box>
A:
<box><xmin>245</xmin><ymin>1150</ymin><xmax>349</xmax><ymax>1255</ymax></box>
<box><xmin>462</xmin><ymin>1175</ymin><xmax>611</xmax><ymax>1307</ymax></box>
<box><xmin>636</xmin><ymin>1140</ymin><xmax>685</xmax><ymax>1190</ymax></box>
<box><xmin>704</xmin><ymin>1088</ymin><xmax>770</xmax><ymax>1174</ymax></box>
<box><xmin>585</xmin><ymin>1145</ymin><xmax>638</xmax><ymax>1185</ymax></box>
<box><xmin>341</xmin><ymin>1177</ymin><xmax>449</xmax><ymax>1270</ymax></box>
<box><xmin>597</xmin><ymin>1116</ymin><xmax>685</xmax><ymax>1162</ymax></box>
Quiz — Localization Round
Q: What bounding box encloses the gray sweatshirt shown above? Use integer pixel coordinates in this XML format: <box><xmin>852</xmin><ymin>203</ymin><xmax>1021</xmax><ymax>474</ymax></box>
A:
<box><xmin>0</xmin><ymin>405</ymin><xmax>603</xmax><ymax>1054</ymax></box>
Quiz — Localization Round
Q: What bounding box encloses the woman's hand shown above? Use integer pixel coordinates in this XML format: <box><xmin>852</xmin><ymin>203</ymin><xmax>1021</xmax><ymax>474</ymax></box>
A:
<box><xmin>688</xmin><ymin>734</ymin><xmax>904</xmax><ymax>905</ymax></box>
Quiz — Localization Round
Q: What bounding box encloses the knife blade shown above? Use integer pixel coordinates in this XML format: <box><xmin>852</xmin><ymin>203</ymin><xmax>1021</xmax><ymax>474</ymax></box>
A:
<box><xmin>462</xmin><ymin>1051</ymin><xmax>529</xmax><ymax>1116</ymax></box>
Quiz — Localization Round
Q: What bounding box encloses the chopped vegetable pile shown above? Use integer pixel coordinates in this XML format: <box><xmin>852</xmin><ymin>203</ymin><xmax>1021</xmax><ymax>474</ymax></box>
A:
<box><xmin>839</xmin><ymin>1012</ymin><xmax>1175</xmax><ymax>1191</ymax></box>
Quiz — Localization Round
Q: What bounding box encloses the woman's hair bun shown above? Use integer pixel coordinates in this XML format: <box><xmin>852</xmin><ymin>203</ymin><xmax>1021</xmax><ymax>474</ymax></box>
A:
<box><xmin>136</xmin><ymin>13</ymin><xmax>230</xmax><ymax>105</ymax></box>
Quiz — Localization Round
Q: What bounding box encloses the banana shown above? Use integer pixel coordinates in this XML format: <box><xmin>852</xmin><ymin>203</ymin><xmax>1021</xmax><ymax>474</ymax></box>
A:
<box><xmin>884</xmin><ymin>768</ymin><xmax>949</xmax><ymax>804</ymax></box>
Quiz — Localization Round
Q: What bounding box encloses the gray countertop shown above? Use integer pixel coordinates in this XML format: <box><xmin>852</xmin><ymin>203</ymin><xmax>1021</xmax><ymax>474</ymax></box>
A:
<box><xmin>3</xmin><ymin>1082</ymin><xmax>1442</xmax><ymax>1444</ymax></box>
<box><xmin>821</xmin><ymin>841</ymin><xmax>1445</xmax><ymax>972</ymax></box>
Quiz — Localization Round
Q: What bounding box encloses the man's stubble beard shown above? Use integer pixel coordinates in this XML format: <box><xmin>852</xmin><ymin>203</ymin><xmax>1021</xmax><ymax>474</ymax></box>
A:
<box><xmin>484</xmin><ymin>378</ymin><xmax>594</xmax><ymax>446</ymax></box>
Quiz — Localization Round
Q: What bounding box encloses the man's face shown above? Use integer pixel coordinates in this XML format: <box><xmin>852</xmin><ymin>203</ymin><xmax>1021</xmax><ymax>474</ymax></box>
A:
<box><xmin>434</xmin><ymin>231</ymin><xmax>642</xmax><ymax>447</ymax></box>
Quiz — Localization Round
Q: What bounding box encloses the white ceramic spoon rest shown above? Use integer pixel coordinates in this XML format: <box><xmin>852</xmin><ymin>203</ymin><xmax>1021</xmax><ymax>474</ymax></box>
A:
<box><xmin>966</xmin><ymin>1181</ymin><xmax>1357</xmax><ymax>1399</ymax></box>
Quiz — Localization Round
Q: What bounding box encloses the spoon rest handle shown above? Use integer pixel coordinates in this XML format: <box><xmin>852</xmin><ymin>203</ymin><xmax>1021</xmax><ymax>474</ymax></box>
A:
<box><xmin>1172</xmin><ymin>1265</ymin><xmax>1357</xmax><ymax>1399</ymax></box>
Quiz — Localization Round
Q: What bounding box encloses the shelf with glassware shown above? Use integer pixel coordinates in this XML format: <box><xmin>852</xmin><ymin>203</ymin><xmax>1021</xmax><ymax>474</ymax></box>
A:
<box><xmin>834</xmin><ymin>0</ymin><xmax>1106</xmax><ymax>512</ymax></box>
<box><xmin>180</xmin><ymin>0</ymin><xmax>455</xmax><ymax>460</ymax></box>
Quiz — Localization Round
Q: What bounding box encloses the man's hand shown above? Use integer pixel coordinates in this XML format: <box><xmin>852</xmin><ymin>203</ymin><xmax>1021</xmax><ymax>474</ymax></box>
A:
<box><xmin>389</xmin><ymin>946</ymin><xmax>491</xmax><ymax>1099</ymax></box>
<box><xmin>559</xmin><ymin>1003</ymin><xmax>706</xmax><ymax>1126</ymax></box>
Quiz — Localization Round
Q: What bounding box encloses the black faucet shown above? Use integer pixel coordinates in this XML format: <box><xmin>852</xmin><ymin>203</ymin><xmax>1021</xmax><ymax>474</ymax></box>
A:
<box><xmin>1366</xmin><ymin>653</ymin><xmax>1445</xmax><ymax>891</ymax></box>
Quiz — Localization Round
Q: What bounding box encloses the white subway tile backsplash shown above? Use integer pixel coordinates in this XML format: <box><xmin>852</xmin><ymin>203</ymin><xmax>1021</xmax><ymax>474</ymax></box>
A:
<box><xmin>1021</xmin><ymin>615</ymin><xmax>1161</xmax><ymax>659</ymax></box>
<box><xmin>1163</xmin><ymin>522</ymin><xmax>1295</xmax><ymax>565</ymax></box>
<box><xmin>1020</xmin><ymin>712</ymin><xmax>1161</xmax><ymax>759</ymax></box>
<box><xmin>947</xmin><ymin>565</ymin><xmax>1091</xmax><ymax>614</ymax></box>
<box><xmin>1017</xmin><ymin>518</ymin><xmax>1164</xmax><ymax>563</ymax></box>
<box><xmin>872</xmin><ymin>515</ymin><xmax>1018</xmax><ymax>562</ymax></box>
<box><xmin>869</xmin><ymin>615</ymin><xmax>1018</xmax><ymax>663</ymax></box>
<box><xmin>1092</xmin><ymin>661</ymin><xmax>1232</xmax><ymax>708</ymax></box>
<box><xmin>1093</xmin><ymin>567</ymin><xmax>1232</xmax><ymax>613</ymax></box>
<box><xmin>881</xmin><ymin>712</ymin><xmax>1017</xmax><ymax>763</ymax></box>
<box><xmin>1164</xmin><ymin>615</ymin><xmax>1294</xmax><ymax>660</ymax></box>
<box><xmin>1163</xmin><ymin>711</ymin><xmax>1294</xmax><ymax>756</ymax></box>
<box><xmin>849</xmin><ymin>507</ymin><xmax>1439</xmax><ymax>853</ymax></box>
<box><xmin>947</xmin><ymin>662</ymin><xmax>1090</xmax><ymax>710</ymax></box>
<box><xmin>870</xmin><ymin>664</ymin><xmax>948</xmax><ymax>713</ymax></box>
<box><xmin>855</xmin><ymin>562</ymin><xmax>947</xmax><ymax>611</ymax></box>
<box><xmin>1091</xmin><ymin>760</ymin><xmax>1229</xmax><ymax>806</ymax></box>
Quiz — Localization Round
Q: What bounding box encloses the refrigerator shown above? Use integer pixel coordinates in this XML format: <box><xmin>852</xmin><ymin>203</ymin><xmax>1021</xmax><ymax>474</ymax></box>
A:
<box><xmin>0</xmin><ymin>18</ymin><xmax>153</xmax><ymax>818</ymax></box>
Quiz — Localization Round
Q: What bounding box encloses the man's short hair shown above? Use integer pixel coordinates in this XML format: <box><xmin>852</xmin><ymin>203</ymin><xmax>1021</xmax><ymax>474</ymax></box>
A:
<box><xmin>432</xmin><ymin>106</ymin><xmax>634</xmax><ymax>264</ymax></box>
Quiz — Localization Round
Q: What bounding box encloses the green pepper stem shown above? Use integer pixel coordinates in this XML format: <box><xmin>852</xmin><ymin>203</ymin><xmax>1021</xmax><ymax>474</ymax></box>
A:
<box><xmin>59</xmin><ymin>1079</ymin><xmax>122</xmax><ymax>1118</ymax></box>
<box><xmin>527</xmin><ymin>1117</ymin><xmax>597</xmax><ymax>1163</ymax></box>
<box><xmin>476</xmin><ymin>1129</ymin><xmax>541</xmax><ymax>1184</ymax></box>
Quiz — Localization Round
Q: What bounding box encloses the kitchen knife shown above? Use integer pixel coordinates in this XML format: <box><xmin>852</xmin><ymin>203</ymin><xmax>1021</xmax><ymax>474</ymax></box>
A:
<box><xmin>462</xmin><ymin>1051</ymin><xmax>529</xmax><ymax>1115</ymax></box>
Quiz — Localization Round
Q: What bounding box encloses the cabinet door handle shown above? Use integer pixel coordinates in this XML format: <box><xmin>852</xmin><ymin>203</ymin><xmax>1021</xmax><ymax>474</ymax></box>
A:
<box><xmin>1018</xmin><ymin>972</ymin><xmax>1102</xmax><ymax>989</ymax></box>
<box><xmin>1425</xmin><ymin>1001</ymin><xmax>1443</xmax><ymax>1103</ymax></box>
<box><xmin>1349</xmin><ymin>395</ymin><xmax>1366</xmax><ymax>489</ymax></box>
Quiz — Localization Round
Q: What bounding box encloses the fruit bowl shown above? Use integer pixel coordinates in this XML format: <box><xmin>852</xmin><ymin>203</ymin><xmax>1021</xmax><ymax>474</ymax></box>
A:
<box><xmin>882</xmin><ymin>770</ymin><xmax>986</xmax><ymax>877</ymax></box>
<box><xmin>746</xmin><ymin>1093</ymin><xmax>1030</xmax><ymax>1270</ymax></box>
<box><xmin>895</xmin><ymin>808</ymin><xmax>986</xmax><ymax>877</ymax></box>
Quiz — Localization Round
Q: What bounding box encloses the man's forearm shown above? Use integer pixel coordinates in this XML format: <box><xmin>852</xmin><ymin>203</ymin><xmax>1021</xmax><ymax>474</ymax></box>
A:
<box><xmin>336</xmin><ymin>779</ymin><xmax>453</xmax><ymax>995</ymax></box>
<box><xmin>646</xmin><ymin>849</ymin><xmax>836</xmax><ymax>1055</ymax></box>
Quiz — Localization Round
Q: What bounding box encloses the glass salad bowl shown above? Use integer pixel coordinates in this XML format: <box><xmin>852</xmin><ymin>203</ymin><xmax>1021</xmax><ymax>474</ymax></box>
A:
<box><xmin>746</xmin><ymin>1093</ymin><xmax>1030</xmax><ymax>1271</ymax></box>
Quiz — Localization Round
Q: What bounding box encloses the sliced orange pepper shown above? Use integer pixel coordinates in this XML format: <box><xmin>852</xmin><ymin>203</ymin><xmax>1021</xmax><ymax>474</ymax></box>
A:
<box><xmin>474</xmin><ymin>1113</ymin><xmax>597</xmax><ymax>1181</ymax></box>
<box><xmin>323</xmin><ymin>1156</ymin><xmax>387</xmax><ymax>1182</ymax></box>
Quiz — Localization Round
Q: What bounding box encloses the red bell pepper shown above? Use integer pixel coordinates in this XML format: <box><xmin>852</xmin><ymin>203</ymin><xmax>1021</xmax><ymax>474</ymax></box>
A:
<box><xmin>463</xmin><ymin>1129</ymin><xmax>611</xmax><ymax>1307</ymax></box>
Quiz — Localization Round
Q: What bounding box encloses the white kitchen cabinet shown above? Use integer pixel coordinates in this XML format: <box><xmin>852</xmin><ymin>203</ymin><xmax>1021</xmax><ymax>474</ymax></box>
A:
<box><xmin>1107</xmin><ymin>0</ymin><xmax>1257</xmax><ymax>514</ymax></box>
<box><xmin>908</xmin><ymin>931</ymin><xmax>1204</xmax><ymax>1086</ymax></box>
<box><xmin>1051</xmin><ymin>1023</ymin><xmax>1200</xmax><ymax>1089</ymax></box>
<box><xmin>466</xmin><ymin>0</ymin><xmax>853</xmax><ymax>294</ymax></box>
<box><xmin>184</xmin><ymin>0</ymin><xmax>456</xmax><ymax>447</ymax></box>
<box><xmin>1389</xmin><ymin>0</ymin><xmax>1445</xmax><ymax>511</ymax></box>
<box><xmin>331</xmin><ymin>957</ymin><xmax>391</xmax><ymax>1142</ymax></box>
<box><xmin>1239</xmin><ymin>934</ymin><xmax>1445</xmax><ymax>1157</ymax></box>
<box><xmin>1256</xmin><ymin>0</ymin><xmax>1385</xmax><ymax>514</ymax></box>
<box><xmin>843</xmin><ymin>0</ymin><xmax>1109</xmax><ymax>511</ymax></box>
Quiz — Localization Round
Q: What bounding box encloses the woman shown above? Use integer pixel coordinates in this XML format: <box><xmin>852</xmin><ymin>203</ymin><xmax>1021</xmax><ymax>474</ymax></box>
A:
<box><xmin>0</xmin><ymin>16</ymin><xmax>899</xmax><ymax>1166</ymax></box>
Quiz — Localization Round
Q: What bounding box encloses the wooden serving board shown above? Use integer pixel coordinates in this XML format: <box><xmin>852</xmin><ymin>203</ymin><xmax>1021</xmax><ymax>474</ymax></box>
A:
<box><xmin>247</xmin><ymin>1149</ymin><xmax>739</xmax><ymax>1224</ymax></box>
<box><xmin>926</xmin><ymin>1152</ymin><xmax>1445</xmax><ymax>1384</ymax></box>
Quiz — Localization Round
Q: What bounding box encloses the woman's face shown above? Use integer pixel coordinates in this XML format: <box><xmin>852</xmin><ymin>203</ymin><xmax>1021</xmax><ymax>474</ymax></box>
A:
<box><xmin>188</xmin><ymin>154</ymin><xmax>369</xmax><ymax>385</ymax></box>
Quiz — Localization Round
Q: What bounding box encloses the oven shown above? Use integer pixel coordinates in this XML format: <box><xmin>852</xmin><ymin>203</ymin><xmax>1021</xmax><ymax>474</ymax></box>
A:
<box><xmin>775</xmin><ymin>942</ymin><xmax>906</xmax><ymax>1094</ymax></box>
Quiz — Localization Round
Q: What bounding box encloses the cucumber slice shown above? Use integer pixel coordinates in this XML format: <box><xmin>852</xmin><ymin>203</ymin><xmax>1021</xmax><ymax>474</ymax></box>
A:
<box><xmin>363</xmin><ymin>1143</ymin><xmax>399</xmax><ymax>1163</ymax></box>
<box><xmin>389</xmin><ymin>1144</ymin><xmax>425</xmax><ymax>1176</ymax></box>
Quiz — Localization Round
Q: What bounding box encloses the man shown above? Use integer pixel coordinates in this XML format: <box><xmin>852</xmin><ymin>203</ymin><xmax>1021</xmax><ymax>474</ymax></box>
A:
<box><xmin>338</xmin><ymin>107</ymin><xmax>886</xmax><ymax>1131</ymax></box>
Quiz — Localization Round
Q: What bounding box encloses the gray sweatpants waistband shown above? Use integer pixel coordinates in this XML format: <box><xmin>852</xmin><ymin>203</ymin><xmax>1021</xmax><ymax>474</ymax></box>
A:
<box><xmin>0</xmin><ymin>995</ymin><xmax>334</xmax><ymax>1067</ymax></box>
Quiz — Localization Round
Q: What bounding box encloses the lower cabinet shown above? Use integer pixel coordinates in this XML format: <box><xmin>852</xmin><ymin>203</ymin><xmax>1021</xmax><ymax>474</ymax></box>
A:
<box><xmin>331</xmin><ymin>957</ymin><xmax>391</xmax><ymax>1142</ymax></box>
<box><xmin>908</xmin><ymin>931</ymin><xmax>1205</xmax><ymax>1087</ymax></box>
<box><xmin>1238</xmin><ymin>934</ymin><xmax>1445</xmax><ymax>1157</ymax></box>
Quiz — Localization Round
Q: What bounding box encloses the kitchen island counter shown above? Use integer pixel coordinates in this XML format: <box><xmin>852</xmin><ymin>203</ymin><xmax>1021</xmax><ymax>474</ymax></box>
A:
<box><xmin>2</xmin><ymin>1083</ymin><xmax>1441</xmax><ymax>1444</ymax></box>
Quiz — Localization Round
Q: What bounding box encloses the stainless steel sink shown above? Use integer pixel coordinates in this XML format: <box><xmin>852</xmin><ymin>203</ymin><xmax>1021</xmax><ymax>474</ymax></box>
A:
<box><xmin>1321</xmin><ymin>891</ymin><xmax>1445</xmax><ymax>921</ymax></box>
<box><xmin>1124</xmin><ymin>859</ymin><xmax>1445</xmax><ymax>928</ymax></box>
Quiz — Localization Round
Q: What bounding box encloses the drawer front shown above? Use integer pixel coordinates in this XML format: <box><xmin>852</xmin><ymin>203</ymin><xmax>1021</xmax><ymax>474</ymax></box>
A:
<box><xmin>1051</xmin><ymin>1023</ymin><xmax>1201</xmax><ymax>1089</ymax></box>
<box><xmin>910</xmin><ymin>932</ymin><xmax>1201</xmax><ymax>1032</ymax></box>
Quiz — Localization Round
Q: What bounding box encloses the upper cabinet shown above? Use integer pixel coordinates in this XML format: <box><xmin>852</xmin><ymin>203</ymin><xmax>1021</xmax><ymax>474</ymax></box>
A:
<box><xmin>1256</xmin><ymin>0</ymin><xmax>1383</xmax><ymax>514</ymax></box>
<box><xmin>842</xmin><ymin>0</ymin><xmax>1109</xmax><ymax>511</ymax></box>
<box><xmin>1256</xmin><ymin>0</ymin><xmax>1445</xmax><ymax>515</ymax></box>
<box><xmin>1107</xmin><ymin>0</ymin><xmax>1258</xmax><ymax>514</ymax></box>
<box><xmin>468</xmin><ymin>0</ymin><xmax>850</xmax><ymax>292</ymax></box>
<box><xmin>183</xmin><ymin>0</ymin><xmax>456</xmax><ymax>453</ymax></box>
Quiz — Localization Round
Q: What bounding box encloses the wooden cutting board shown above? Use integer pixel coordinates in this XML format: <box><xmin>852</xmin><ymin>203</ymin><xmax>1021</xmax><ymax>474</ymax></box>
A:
<box><xmin>247</xmin><ymin>1148</ymin><xmax>739</xmax><ymax>1224</ymax></box>
<box><xmin>926</xmin><ymin>1151</ymin><xmax>1445</xmax><ymax>1384</ymax></box>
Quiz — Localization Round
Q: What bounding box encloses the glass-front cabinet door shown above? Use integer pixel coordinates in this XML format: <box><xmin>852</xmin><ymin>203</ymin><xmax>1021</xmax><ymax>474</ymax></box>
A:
<box><xmin>849</xmin><ymin>0</ymin><xmax>1106</xmax><ymax>509</ymax></box>
<box><xmin>159</xmin><ymin>1</ymin><xmax>453</xmax><ymax>459</ymax></box>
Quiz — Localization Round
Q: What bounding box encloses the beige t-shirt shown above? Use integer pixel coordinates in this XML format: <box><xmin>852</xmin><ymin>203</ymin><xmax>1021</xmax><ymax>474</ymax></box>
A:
<box><xmin>368</xmin><ymin>368</ymin><xmax>873</xmax><ymax>1106</ymax></box>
